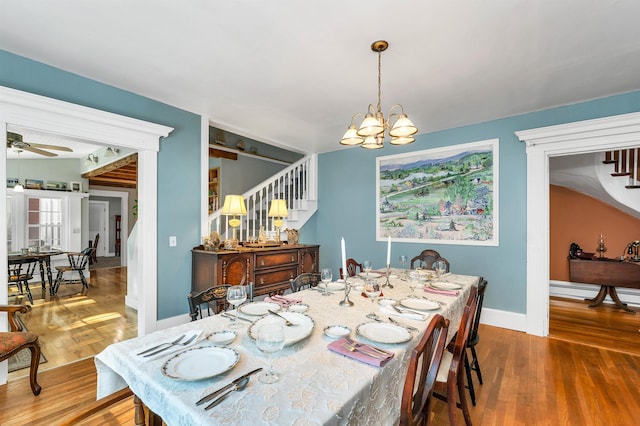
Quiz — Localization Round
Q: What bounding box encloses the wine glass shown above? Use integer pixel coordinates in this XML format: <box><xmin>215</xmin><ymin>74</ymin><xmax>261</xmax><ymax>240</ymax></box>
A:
<box><xmin>226</xmin><ymin>285</ymin><xmax>247</xmax><ymax>329</ymax></box>
<box><xmin>399</xmin><ymin>255</ymin><xmax>407</xmax><ymax>269</ymax></box>
<box><xmin>363</xmin><ymin>260</ymin><xmax>372</xmax><ymax>277</ymax></box>
<box><xmin>364</xmin><ymin>278</ymin><xmax>381</xmax><ymax>320</ymax></box>
<box><xmin>320</xmin><ymin>267</ymin><xmax>333</xmax><ymax>296</ymax></box>
<box><xmin>256</xmin><ymin>323</ymin><xmax>285</xmax><ymax>384</ymax></box>
<box><xmin>408</xmin><ymin>269</ymin><xmax>422</xmax><ymax>298</ymax></box>
<box><xmin>434</xmin><ymin>260</ymin><xmax>447</xmax><ymax>278</ymax></box>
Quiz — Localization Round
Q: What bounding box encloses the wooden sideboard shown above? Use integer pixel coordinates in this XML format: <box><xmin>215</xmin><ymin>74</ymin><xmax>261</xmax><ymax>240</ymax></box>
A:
<box><xmin>192</xmin><ymin>244</ymin><xmax>319</xmax><ymax>297</ymax></box>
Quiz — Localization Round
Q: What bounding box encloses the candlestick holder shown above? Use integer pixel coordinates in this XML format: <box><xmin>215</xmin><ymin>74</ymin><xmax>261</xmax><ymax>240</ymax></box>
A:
<box><xmin>339</xmin><ymin>277</ymin><xmax>354</xmax><ymax>307</ymax></box>
<box><xmin>382</xmin><ymin>264</ymin><xmax>393</xmax><ymax>288</ymax></box>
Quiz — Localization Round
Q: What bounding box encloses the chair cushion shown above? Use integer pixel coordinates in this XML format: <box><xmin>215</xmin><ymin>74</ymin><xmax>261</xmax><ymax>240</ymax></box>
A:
<box><xmin>0</xmin><ymin>331</ymin><xmax>38</xmax><ymax>356</ymax></box>
<box><xmin>436</xmin><ymin>351</ymin><xmax>454</xmax><ymax>383</ymax></box>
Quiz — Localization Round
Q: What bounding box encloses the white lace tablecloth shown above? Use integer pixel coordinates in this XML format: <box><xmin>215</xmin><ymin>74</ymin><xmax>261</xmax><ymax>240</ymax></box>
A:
<box><xmin>95</xmin><ymin>271</ymin><xmax>479</xmax><ymax>425</ymax></box>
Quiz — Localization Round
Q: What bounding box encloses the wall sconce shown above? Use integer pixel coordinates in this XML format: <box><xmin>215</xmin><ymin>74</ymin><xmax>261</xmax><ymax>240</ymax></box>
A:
<box><xmin>220</xmin><ymin>195</ymin><xmax>247</xmax><ymax>249</ymax></box>
<box><xmin>85</xmin><ymin>153</ymin><xmax>99</xmax><ymax>166</ymax></box>
<box><xmin>105</xmin><ymin>147</ymin><xmax>120</xmax><ymax>157</ymax></box>
<box><xmin>268</xmin><ymin>199</ymin><xmax>289</xmax><ymax>243</ymax></box>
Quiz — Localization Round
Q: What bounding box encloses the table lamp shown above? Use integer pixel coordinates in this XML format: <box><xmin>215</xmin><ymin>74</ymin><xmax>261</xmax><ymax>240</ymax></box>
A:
<box><xmin>220</xmin><ymin>195</ymin><xmax>247</xmax><ymax>248</ymax></box>
<box><xmin>268</xmin><ymin>199</ymin><xmax>289</xmax><ymax>243</ymax></box>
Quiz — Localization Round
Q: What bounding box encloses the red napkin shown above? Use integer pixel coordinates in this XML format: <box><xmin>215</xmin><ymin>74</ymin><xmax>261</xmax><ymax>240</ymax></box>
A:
<box><xmin>424</xmin><ymin>287</ymin><xmax>459</xmax><ymax>297</ymax></box>
<box><xmin>265</xmin><ymin>295</ymin><xmax>302</xmax><ymax>308</ymax></box>
<box><xmin>327</xmin><ymin>337</ymin><xmax>394</xmax><ymax>367</ymax></box>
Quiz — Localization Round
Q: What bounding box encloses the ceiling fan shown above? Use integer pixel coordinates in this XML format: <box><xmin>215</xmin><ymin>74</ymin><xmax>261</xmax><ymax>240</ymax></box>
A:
<box><xmin>6</xmin><ymin>131</ymin><xmax>73</xmax><ymax>157</ymax></box>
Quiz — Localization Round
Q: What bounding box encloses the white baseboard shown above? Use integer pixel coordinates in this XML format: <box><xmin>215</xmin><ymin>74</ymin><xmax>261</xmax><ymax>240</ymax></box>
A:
<box><xmin>550</xmin><ymin>280</ymin><xmax>640</xmax><ymax>307</ymax></box>
<box><xmin>479</xmin><ymin>307</ymin><xmax>527</xmax><ymax>332</ymax></box>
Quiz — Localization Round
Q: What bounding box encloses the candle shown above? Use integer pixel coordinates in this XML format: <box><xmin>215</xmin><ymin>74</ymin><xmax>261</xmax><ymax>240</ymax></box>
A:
<box><xmin>386</xmin><ymin>235</ymin><xmax>391</xmax><ymax>266</ymax></box>
<box><xmin>341</xmin><ymin>237</ymin><xmax>348</xmax><ymax>280</ymax></box>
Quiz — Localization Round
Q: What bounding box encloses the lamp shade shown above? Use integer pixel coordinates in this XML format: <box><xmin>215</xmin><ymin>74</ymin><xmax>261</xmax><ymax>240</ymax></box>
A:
<box><xmin>340</xmin><ymin>125</ymin><xmax>364</xmax><ymax>146</ymax></box>
<box><xmin>268</xmin><ymin>199</ymin><xmax>289</xmax><ymax>218</ymax></box>
<box><xmin>357</xmin><ymin>114</ymin><xmax>384</xmax><ymax>137</ymax></box>
<box><xmin>389</xmin><ymin>114</ymin><xmax>418</xmax><ymax>137</ymax></box>
<box><xmin>220</xmin><ymin>195</ymin><xmax>247</xmax><ymax>216</ymax></box>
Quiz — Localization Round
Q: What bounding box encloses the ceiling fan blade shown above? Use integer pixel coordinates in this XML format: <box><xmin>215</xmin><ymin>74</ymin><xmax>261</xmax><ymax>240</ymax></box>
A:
<box><xmin>28</xmin><ymin>143</ymin><xmax>73</xmax><ymax>152</ymax></box>
<box><xmin>21</xmin><ymin>145</ymin><xmax>58</xmax><ymax>157</ymax></box>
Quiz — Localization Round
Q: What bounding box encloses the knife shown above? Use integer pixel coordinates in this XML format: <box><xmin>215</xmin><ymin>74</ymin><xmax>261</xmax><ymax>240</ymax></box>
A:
<box><xmin>388</xmin><ymin>316</ymin><xmax>419</xmax><ymax>332</ymax></box>
<box><xmin>221</xmin><ymin>312</ymin><xmax>253</xmax><ymax>323</ymax></box>
<box><xmin>195</xmin><ymin>368</ymin><xmax>263</xmax><ymax>406</ymax></box>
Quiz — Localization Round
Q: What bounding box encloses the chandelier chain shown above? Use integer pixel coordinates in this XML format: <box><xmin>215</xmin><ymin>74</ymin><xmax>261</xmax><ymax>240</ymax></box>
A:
<box><xmin>377</xmin><ymin>48</ymin><xmax>382</xmax><ymax>115</ymax></box>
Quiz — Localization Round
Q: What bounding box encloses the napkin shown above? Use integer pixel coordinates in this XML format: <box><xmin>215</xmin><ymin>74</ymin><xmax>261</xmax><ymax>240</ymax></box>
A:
<box><xmin>265</xmin><ymin>295</ymin><xmax>301</xmax><ymax>308</ymax></box>
<box><xmin>424</xmin><ymin>287</ymin><xmax>459</xmax><ymax>297</ymax></box>
<box><xmin>380</xmin><ymin>305</ymin><xmax>428</xmax><ymax>321</ymax></box>
<box><xmin>327</xmin><ymin>337</ymin><xmax>394</xmax><ymax>367</ymax></box>
<box><xmin>130</xmin><ymin>329</ymin><xmax>203</xmax><ymax>362</ymax></box>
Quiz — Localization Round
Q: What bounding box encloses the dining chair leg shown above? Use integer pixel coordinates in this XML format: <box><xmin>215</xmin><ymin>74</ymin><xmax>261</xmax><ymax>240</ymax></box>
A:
<box><xmin>470</xmin><ymin>346</ymin><xmax>483</xmax><ymax>385</ymax></box>
<box><xmin>457</xmin><ymin>370</ymin><xmax>473</xmax><ymax>426</ymax></box>
<box><xmin>23</xmin><ymin>279</ymin><xmax>34</xmax><ymax>304</ymax></box>
<box><xmin>52</xmin><ymin>271</ymin><xmax>63</xmax><ymax>296</ymax></box>
<box><xmin>464</xmin><ymin>353</ymin><xmax>477</xmax><ymax>406</ymax></box>
<box><xmin>78</xmin><ymin>269</ymin><xmax>89</xmax><ymax>290</ymax></box>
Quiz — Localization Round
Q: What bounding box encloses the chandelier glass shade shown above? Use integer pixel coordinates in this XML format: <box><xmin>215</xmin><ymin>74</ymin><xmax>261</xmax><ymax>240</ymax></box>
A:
<box><xmin>340</xmin><ymin>40</ymin><xmax>418</xmax><ymax>149</ymax></box>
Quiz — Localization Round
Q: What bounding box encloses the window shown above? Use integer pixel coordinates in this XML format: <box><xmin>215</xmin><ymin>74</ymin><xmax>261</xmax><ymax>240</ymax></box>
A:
<box><xmin>27</xmin><ymin>197</ymin><xmax>63</xmax><ymax>250</ymax></box>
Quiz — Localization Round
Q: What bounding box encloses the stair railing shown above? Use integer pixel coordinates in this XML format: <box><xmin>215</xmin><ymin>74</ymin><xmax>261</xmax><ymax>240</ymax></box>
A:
<box><xmin>208</xmin><ymin>153</ymin><xmax>317</xmax><ymax>241</ymax></box>
<box><xmin>605</xmin><ymin>148</ymin><xmax>640</xmax><ymax>188</ymax></box>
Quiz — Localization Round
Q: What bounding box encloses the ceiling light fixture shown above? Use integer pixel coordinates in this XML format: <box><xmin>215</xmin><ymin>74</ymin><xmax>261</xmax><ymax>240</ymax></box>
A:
<box><xmin>14</xmin><ymin>149</ymin><xmax>24</xmax><ymax>192</ymax></box>
<box><xmin>340</xmin><ymin>40</ymin><xmax>418</xmax><ymax>149</ymax></box>
<box><xmin>85</xmin><ymin>153</ymin><xmax>98</xmax><ymax>165</ymax></box>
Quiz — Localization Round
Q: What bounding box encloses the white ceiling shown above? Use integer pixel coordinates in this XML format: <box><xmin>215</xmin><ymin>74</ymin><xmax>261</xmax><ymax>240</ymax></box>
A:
<box><xmin>2</xmin><ymin>1</ymin><xmax>640</xmax><ymax>155</ymax></box>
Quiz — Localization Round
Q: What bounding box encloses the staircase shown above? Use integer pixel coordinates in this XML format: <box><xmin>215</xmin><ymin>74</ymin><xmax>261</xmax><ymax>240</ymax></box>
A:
<box><xmin>208</xmin><ymin>154</ymin><xmax>318</xmax><ymax>242</ymax></box>
<box><xmin>603</xmin><ymin>149</ymin><xmax>640</xmax><ymax>189</ymax></box>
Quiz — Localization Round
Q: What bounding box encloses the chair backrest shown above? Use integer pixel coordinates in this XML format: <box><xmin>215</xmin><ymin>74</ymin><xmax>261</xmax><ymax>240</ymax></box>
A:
<box><xmin>92</xmin><ymin>233</ymin><xmax>100</xmax><ymax>251</ymax></box>
<box><xmin>339</xmin><ymin>258</ymin><xmax>363</xmax><ymax>279</ymax></box>
<box><xmin>468</xmin><ymin>278</ymin><xmax>487</xmax><ymax>345</ymax></box>
<box><xmin>290</xmin><ymin>273</ymin><xmax>321</xmax><ymax>292</ymax></box>
<box><xmin>68</xmin><ymin>248</ymin><xmax>93</xmax><ymax>271</ymax></box>
<box><xmin>445</xmin><ymin>286</ymin><xmax>478</xmax><ymax>384</ymax></box>
<box><xmin>187</xmin><ymin>285</ymin><xmax>230</xmax><ymax>321</ymax></box>
<box><xmin>410</xmin><ymin>249</ymin><xmax>450</xmax><ymax>272</ymax></box>
<box><xmin>8</xmin><ymin>259</ymin><xmax>38</xmax><ymax>282</ymax></box>
<box><xmin>400</xmin><ymin>314</ymin><xmax>450</xmax><ymax>426</ymax></box>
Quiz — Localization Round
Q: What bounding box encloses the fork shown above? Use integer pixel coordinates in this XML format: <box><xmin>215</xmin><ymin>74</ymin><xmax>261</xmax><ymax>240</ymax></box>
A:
<box><xmin>267</xmin><ymin>309</ymin><xmax>296</xmax><ymax>326</ymax></box>
<box><xmin>342</xmin><ymin>342</ymin><xmax>387</xmax><ymax>359</ymax></box>
<box><xmin>137</xmin><ymin>334</ymin><xmax>185</xmax><ymax>356</ymax></box>
<box><xmin>344</xmin><ymin>336</ymin><xmax>391</xmax><ymax>357</ymax></box>
<box><xmin>143</xmin><ymin>333</ymin><xmax>198</xmax><ymax>357</ymax></box>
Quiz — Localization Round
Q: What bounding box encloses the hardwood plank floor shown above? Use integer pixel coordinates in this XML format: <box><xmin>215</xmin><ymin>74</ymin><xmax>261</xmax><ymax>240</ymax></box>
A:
<box><xmin>7</xmin><ymin>266</ymin><xmax>137</xmax><ymax>381</ymax></box>
<box><xmin>3</xmin><ymin>293</ymin><xmax>639</xmax><ymax>425</ymax></box>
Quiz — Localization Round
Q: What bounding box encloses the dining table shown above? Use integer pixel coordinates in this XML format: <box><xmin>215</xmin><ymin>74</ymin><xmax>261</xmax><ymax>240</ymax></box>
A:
<box><xmin>8</xmin><ymin>250</ymin><xmax>64</xmax><ymax>292</ymax></box>
<box><xmin>95</xmin><ymin>269</ymin><xmax>480</xmax><ymax>425</ymax></box>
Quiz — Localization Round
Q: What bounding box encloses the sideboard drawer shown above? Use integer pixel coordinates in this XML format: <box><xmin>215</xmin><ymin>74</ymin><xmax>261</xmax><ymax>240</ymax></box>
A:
<box><xmin>255</xmin><ymin>251</ymin><xmax>298</xmax><ymax>269</ymax></box>
<box><xmin>254</xmin><ymin>266</ymin><xmax>298</xmax><ymax>295</ymax></box>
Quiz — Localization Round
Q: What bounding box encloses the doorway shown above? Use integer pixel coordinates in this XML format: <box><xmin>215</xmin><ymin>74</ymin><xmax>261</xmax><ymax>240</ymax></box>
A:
<box><xmin>89</xmin><ymin>200</ymin><xmax>109</xmax><ymax>257</ymax></box>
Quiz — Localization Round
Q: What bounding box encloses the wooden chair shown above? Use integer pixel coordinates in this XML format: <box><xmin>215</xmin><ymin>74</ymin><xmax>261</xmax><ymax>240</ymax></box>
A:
<box><xmin>339</xmin><ymin>258</ymin><xmax>363</xmax><ymax>279</ymax></box>
<box><xmin>290</xmin><ymin>273</ymin><xmax>321</xmax><ymax>292</ymax></box>
<box><xmin>400</xmin><ymin>314</ymin><xmax>450</xmax><ymax>426</ymax></box>
<box><xmin>88</xmin><ymin>233</ymin><xmax>100</xmax><ymax>265</ymax></box>
<box><xmin>433</xmin><ymin>287</ymin><xmax>478</xmax><ymax>426</ymax></box>
<box><xmin>464</xmin><ymin>278</ymin><xmax>488</xmax><ymax>406</ymax></box>
<box><xmin>187</xmin><ymin>285</ymin><xmax>230</xmax><ymax>321</ymax></box>
<box><xmin>8</xmin><ymin>259</ymin><xmax>38</xmax><ymax>304</ymax></box>
<box><xmin>51</xmin><ymin>247</ymin><xmax>93</xmax><ymax>296</ymax></box>
<box><xmin>410</xmin><ymin>249</ymin><xmax>450</xmax><ymax>272</ymax></box>
<box><xmin>0</xmin><ymin>304</ymin><xmax>42</xmax><ymax>395</ymax></box>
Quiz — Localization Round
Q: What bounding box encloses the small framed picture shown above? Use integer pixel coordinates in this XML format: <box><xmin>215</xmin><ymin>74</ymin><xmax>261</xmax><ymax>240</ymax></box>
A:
<box><xmin>25</xmin><ymin>179</ymin><xmax>44</xmax><ymax>189</ymax></box>
<box><xmin>7</xmin><ymin>178</ymin><xmax>18</xmax><ymax>188</ymax></box>
<box><xmin>70</xmin><ymin>181</ymin><xmax>82</xmax><ymax>192</ymax></box>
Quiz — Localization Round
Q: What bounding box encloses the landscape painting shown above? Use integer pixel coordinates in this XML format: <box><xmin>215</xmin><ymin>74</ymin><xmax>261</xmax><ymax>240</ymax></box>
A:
<box><xmin>376</xmin><ymin>139</ymin><xmax>499</xmax><ymax>246</ymax></box>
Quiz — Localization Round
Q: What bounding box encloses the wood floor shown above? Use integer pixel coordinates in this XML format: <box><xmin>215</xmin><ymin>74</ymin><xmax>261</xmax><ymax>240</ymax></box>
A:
<box><xmin>2</xmin><ymin>290</ymin><xmax>639</xmax><ymax>425</ymax></box>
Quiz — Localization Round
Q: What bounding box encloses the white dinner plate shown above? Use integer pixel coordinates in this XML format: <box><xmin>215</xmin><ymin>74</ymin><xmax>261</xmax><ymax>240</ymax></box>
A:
<box><xmin>431</xmin><ymin>281</ymin><xmax>462</xmax><ymax>290</ymax></box>
<box><xmin>238</xmin><ymin>301</ymin><xmax>281</xmax><ymax>316</ymax></box>
<box><xmin>248</xmin><ymin>312</ymin><xmax>315</xmax><ymax>346</ymax></box>
<box><xmin>324</xmin><ymin>325</ymin><xmax>351</xmax><ymax>339</ymax></box>
<box><xmin>359</xmin><ymin>272</ymin><xmax>382</xmax><ymax>279</ymax></box>
<box><xmin>378</xmin><ymin>298</ymin><xmax>397</xmax><ymax>306</ymax></box>
<box><xmin>399</xmin><ymin>298</ymin><xmax>440</xmax><ymax>311</ymax></box>
<box><xmin>288</xmin><ymin>303</ymin><xmax>309</xmax><ymax>313</ymax></box>
<box><xmin>206</xmin><ymin>330</ymin><xmax>237</xmax><ymax>346</ymax></box>
<box><xmin>356</xmin><ymin>322</ymin><xmax>412</xmax><ymax>344</ymax></box>
<box><xmin>161</xmin><ymin>346</ymin><xmax>239</xmax><ymax>381</ymax></box>
<box><xmin>318</xmin><ymin>281</ymin><xmax>345</xmax><ymax>291</ymax></box>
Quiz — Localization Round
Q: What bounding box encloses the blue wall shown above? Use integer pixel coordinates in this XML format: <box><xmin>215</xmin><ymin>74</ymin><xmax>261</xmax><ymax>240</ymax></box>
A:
<box><xmin>317</xmin><ymin>91</ymin><xmax>640</xmax><ymax>314</ymax></box>
<box><xmin>1</xmin><ymin>49</ymin><xmax>201</xmax><ymax>319</ymax></box>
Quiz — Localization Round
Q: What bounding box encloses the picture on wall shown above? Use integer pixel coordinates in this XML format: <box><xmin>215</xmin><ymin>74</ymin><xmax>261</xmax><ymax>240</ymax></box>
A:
<box><xmin>376</xmin><ymin>138</ymin><xmax>499</xmax><ymax>246</ymax></box>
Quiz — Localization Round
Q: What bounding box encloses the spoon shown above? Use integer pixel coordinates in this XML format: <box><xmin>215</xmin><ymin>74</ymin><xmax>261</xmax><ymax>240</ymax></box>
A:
<box><xmin>205</xmin><ymin>376</ymin><xmax>250</xmax><ymax>410</ymax></box>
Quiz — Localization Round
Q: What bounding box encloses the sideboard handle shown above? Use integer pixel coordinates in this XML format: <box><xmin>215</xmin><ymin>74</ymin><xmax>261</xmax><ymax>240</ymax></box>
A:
<box><xmin>261</xmin><ymin>259</ymin><xmax>265</xmax><ymax>266</ymax></box>
<box><xmin>260</xmin><ymin>277</ymin><xmax>264</xmax><ymax>284</ymax></box>
<box><xmin>291</xmin><ymin>256</ymin><xmax>295</xmax><ymax>262</ymax></box>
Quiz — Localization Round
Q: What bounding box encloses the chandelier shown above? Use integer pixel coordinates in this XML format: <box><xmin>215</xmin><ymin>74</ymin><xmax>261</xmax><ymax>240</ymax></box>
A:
<box><xmin>340</xmin><ymin>40</ymin><xmax>418</xmax><ymax>149</ymax></box>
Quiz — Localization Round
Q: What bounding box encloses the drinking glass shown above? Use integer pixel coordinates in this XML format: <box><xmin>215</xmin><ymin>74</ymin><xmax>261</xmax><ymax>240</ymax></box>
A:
<box><xmin>320</xmin><ymin>267</ymin><xmax>333</xmax><ymax>296</ymax></box>
<box><xmin>434</xmin><ymin>260</ymin><xmax>447</xmax><ymax>278</ymax></box>
<box><xmin>408</xmin><ymin>269</ymin><xmax>421</xmax><ymax>297</ymax></box>
<box><xmin>399</xmin><ymin>255</ymin><xmax>407</xmax><ymax>269</ymax></box>
<box><xmin>226</xmin><ymin>285</ymin><xmax>247</xmax><ymax>329</ymax></box>
<box><xmin>364</xmin><ymin>279</ymin><xmax>381</xmax><ymax>320</ymax></box>
<box><xmin>363</xmin><ymin>260</ymin><xmax>372</xmax><ymax>277</ymax></box>
<box><xmin>256</xmin><ymin>323</ymin><xmax>285</xmax><ymax>384</ymax></box>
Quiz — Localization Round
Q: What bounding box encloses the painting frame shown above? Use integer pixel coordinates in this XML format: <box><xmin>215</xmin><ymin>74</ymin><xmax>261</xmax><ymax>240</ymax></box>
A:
<box><xmin>376</xmin><ymin>138</ymin><xmax>499</xmax><ymax>246</ymax></box>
